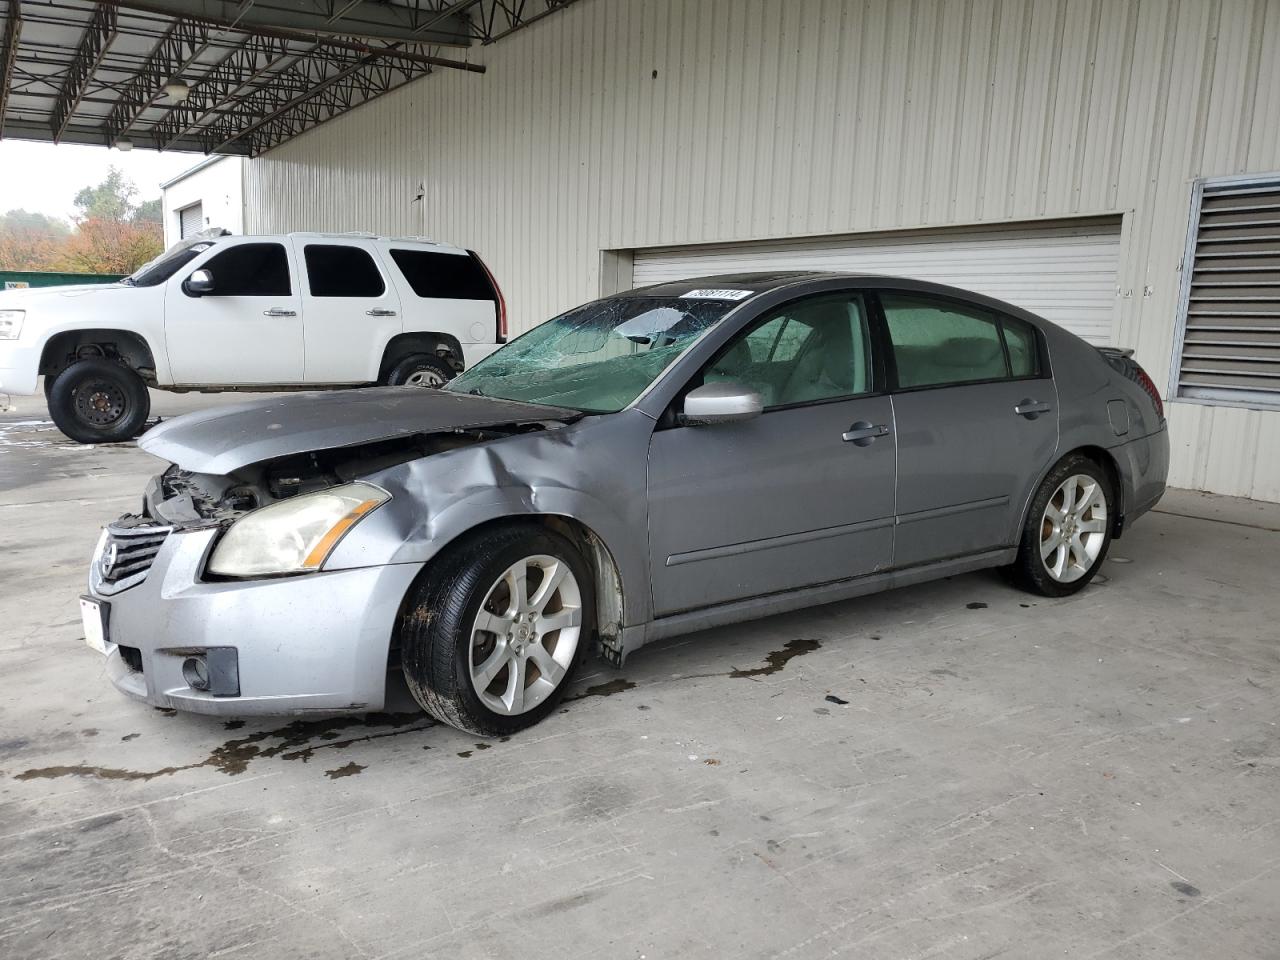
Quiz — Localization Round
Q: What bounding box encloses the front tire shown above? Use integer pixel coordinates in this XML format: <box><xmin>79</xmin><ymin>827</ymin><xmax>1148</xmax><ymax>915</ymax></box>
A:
<box><xmin>385</xmin><ymin>353</ymin><xmax>455</xmax><ymax>388</ymax></box>
<box><xmin>1008</xmin><ymin>454</ymin><xmax>1114</xmax><ymax>597</ymax></box>
<box><xmin>47</xmin><ymin>358</ymin><xmax>151</xmax><ymax>444</ymax></box>
<box><xmin>401</xmin><ymin>525</ymin><xmax>595</xmax><ymax>736</ymax></box>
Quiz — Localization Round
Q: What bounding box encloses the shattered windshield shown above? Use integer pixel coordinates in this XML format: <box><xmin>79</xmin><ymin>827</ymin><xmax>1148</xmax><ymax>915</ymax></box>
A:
<box><xmin>123</xmin><ymin>240</ymin><xmax>215</xmax><ymax>287</ymax></box>
<box><xmin>447</xmin><ymin>296</ymin><xmax>741</xmax><ymax>413</ymax></box>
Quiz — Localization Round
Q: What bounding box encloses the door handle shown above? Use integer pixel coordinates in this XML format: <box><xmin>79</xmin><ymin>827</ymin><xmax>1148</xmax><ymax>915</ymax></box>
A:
<box><xmin>842</xmin><ymin>421</ymin><xmax>891</xmax><ymax>446</ymax></box>
<box><xmin>366</xmin><ymin>308</ymin><xmax>397</xmax><ymax>317</ymax></box>
<box><xmin>263</xmin><ymin>308</ymin><xmax>297</xmax><ymax>317</ymax></box>
<box><xmin>1014</xmin><ymin>399</ymin><xmax>1052</xmax><ymax>419</ymax></box>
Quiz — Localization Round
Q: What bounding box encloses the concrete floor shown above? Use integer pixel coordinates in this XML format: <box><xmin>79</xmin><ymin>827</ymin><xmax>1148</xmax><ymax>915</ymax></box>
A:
<box><xmin>1</xmin><ymin>389</ymin><xmax>1278</xmax><ymax>960</ymax></box>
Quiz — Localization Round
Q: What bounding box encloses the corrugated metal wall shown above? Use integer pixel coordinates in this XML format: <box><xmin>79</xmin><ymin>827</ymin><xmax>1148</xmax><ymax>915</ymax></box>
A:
<box><xmin>245</xmin><ymin>0</ymin><xmax>1280</xmax><ymax>501</ymax></box>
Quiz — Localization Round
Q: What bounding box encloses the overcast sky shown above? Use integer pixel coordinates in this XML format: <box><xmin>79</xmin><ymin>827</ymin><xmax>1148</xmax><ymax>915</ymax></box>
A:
<box><xmin>0</xmin><ymin>140</ymin><xmax>197</xmax><ymax>222</ymax></box>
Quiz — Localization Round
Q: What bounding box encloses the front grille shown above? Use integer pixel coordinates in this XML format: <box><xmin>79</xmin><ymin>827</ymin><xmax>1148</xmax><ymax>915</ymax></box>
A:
<box><xmin>97</xmin><ymin>517</ymin><xmax>172</xmax><ymax>590</ymax></box>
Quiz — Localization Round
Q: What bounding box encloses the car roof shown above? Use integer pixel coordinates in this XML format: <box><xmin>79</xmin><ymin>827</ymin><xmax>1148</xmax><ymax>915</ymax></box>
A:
<box><xmin>620</xmin><ymin>271</ymin><xmax>1051</xmax><ymax>328</ymax></box>
<box><xmin>283</xmin><ymin>232</ymin><xmax>468</xmax><ymax>254</ymax></box>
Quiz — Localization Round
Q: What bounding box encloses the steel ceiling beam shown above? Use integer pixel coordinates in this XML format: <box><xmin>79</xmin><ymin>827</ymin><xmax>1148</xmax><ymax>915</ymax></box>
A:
<box><xmin>50</xmin><ymin>3</ymin><xmax>118</xmax><ymax>141</ymax></box>
<box><xmin>107</xmin><ymin>0</ymin><xmax>472</xmax><ymax>47</ymax></box>
<box><xmin>232</xmin><ymin>52</ymin><xmax>434</xmax><ymax>155</ymax></box>
<box><xmin>412</xmin><ymin>0</ymin><xmax>581</xmax><ymax>44</ymax></box>
<box><xmin>103</xmin><ymin>17</ymin><xmax>212</xmax><ymax>144</ymax></box>
<box><xmin>199</xmin><ymin>43</ymin><xmax>435</xmax><ymax>154</ymax></box>
<box><xmin>0</xmin><ymin>1</ymin><xmax>21</xmax><ymax>136</ymax></box>
<box><xmin>151</xmin><ymin>33</ymin><xmax>299</xmax><ymax>149</ymax></box>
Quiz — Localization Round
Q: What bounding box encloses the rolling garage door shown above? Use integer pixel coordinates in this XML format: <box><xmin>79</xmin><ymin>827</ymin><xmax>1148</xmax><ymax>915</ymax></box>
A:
<box><xmin>179</xmin><ymin>202</ymin><xmax>204</xmax><ymax>239</ymax></box>
<box><xmin>632</xmin><ymin>221</ymin><xmax>1121</xmax><ymax>344</ymax></box>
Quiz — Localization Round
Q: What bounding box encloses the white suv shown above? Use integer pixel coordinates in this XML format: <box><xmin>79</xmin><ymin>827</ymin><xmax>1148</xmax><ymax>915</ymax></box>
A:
<box><xmin>0</xmin><ymin>231</ymin><xmax>507</xmax><ymax>442</ymax></box>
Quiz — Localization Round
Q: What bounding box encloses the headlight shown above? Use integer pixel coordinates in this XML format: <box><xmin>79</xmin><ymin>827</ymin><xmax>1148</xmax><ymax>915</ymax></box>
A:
<box><xmin>206</xmin><ymin>482</ymin><xmax>389</xmax><ymax>578</ymax></box>
<box><xmin>0</xmin><ymin>310</ymin><xmax>24</xmax><ymax>340</ymax></box>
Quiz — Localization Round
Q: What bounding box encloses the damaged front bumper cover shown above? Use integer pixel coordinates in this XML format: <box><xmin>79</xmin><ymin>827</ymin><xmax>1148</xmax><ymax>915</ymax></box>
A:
<box><xmin>86</xmin><ymin>521</ymin><xmax>422</xmax><ymax>716</ymax></box>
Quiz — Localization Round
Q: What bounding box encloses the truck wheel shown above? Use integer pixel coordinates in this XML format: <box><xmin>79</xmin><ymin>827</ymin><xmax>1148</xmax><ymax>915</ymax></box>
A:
<box><xmin>47</xmin><ymin>358</ymin><xmax>151</xmax><ymax>444</ymax></box>
<box><xmin>401</xmin><ymin>524</ymin><xmax>594</xmax><ymax>736</ymax></box>
<box><xmin>385</xmin><ymin>353</ymin><xmax>454</xmax><ymax>388</ymax></box>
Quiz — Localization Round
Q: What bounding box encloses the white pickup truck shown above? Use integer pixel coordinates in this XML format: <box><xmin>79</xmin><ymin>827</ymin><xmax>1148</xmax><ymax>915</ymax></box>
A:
<box><xmin>0</xmin><ymin>231</ymin><xmax>507</xmax><ymax>442</ymax></box>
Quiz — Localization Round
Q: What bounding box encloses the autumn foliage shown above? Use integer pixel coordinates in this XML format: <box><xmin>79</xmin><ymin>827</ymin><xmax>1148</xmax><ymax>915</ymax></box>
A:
<box><xmin>0</xmin><ymin>166</ymin><xmax>163</xmax><ymax>275</ymax></box>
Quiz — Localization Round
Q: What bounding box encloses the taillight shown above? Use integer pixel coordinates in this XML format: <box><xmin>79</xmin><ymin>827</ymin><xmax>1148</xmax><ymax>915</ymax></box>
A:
<box><xmin>470</xmin><ymin>251</ymin><xmax>507</xmax><ymax>342</ymax></box>
<box><xmin>1133</xmin><ymin>364</ymin><xmax>1164</xmax><ymax>419</ymax></box>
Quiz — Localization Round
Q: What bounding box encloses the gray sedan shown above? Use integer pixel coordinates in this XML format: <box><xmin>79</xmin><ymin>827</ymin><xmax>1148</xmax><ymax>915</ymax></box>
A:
<box><xmin>81</xmin><ymin>273</ymin><xmax>1168</xmax><ymax>735</ymax></box>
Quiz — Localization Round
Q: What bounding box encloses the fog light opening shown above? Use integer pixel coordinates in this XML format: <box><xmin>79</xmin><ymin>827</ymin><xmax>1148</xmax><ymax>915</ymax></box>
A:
<box><xmin>182</xmin><ymin>656</ymin><xmax>210</xmax><ymax>691</ymax></box>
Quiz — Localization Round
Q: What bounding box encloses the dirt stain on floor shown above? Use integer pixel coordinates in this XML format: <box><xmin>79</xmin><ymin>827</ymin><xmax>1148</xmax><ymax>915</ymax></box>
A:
<box><xmin>730</xmin><ymin>638</ymin><xmax>822</xmax><ymax>679</ymax></box>
<box><xmin>324</xmin><ymin>762</ymin><xmax>366</xmax><ymax>780</ymax></box>
<box><xmin>567</xmin><ymin>678</ymin><xmax>637</xmax><ymax>701</ymax></box>
<box><xmin>15</xmin><ymin>712</ymin><xmax>432</xmax><ymax>783</ymax></box>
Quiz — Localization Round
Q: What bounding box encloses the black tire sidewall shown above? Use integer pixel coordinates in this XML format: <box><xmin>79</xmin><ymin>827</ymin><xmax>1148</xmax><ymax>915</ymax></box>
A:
<box><xmin>403</xmin><ymin>525</ymin><xmax>595</xmax><ymax>736</ymax></box>
<box><xmin>48</xmin><ymin>358</ymin><xmax>150</xmax><ymax>444</ymax></box>
<box><xmin>1015</xmin><ymin>454</ymin><xmax>1114</xmax><ymax>597</ymax></box>
<box><xmin>386</xmin><ymin>353</ymin><xmax>454</xmax><ymax>387</ymax></box>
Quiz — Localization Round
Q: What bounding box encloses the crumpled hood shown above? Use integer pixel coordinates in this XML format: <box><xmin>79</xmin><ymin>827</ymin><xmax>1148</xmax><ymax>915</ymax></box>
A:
<box><xmin>139</xmin><ymin>387</ymin><xmax>579</xmax><ymax>474</ymax></box>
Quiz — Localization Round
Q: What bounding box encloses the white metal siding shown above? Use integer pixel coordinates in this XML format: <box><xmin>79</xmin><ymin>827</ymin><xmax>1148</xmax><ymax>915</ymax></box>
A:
<box><xmin>244</xmin><ymin>0</ymin><xmax>1280</xmax><ymax>502</ymax></box>
<box><xmin>632</xmin><ymin>222</ymin><xmax>1121</xmax><ymax>344</ymax></box>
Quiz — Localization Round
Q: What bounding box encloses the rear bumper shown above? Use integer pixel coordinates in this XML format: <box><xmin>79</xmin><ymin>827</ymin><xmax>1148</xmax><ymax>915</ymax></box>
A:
<box><xmin>1114</xmin><ymin>423</ymin><xmax>1169</xmax><ymax>532</ymax></box>
<box><xmin>86</xmin><ymin>525</ymin><xmax>423</xmax><ymax>716</ymax></box>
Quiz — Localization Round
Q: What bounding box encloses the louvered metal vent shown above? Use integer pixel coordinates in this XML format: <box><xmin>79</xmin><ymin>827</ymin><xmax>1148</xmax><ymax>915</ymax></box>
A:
<box><xmin>1173</xmin><ymin>177</ymin><xmax>1280</xmax><ymax>407</ymax></box>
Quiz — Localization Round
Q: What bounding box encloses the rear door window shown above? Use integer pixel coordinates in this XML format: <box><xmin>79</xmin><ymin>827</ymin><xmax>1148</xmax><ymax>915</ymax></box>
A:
<box><xmin>389</xmin><ymin>249</ymin><xmax>495</xmax><ymax>300</ymax></box>
<box><xmin>199</xmin><ymin>242</ymin><xmax>291</xmax><ymax>297</ymax></box>
<box><xmin>303</xmin><ymin>244</ymin><xmax>385</xmax><ymax>297</ymax></box>
<box><xmin>881</xmin><ymin>293</ymin><xmax>1036</xmax><ymax>388</ymax></box>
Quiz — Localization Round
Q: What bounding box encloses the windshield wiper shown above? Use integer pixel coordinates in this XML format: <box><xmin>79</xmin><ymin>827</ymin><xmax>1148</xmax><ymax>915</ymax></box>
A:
<box><xmin>468</xmin><ymin>387</ymin><xmax>485</xmax><ymax>396</ymax></box>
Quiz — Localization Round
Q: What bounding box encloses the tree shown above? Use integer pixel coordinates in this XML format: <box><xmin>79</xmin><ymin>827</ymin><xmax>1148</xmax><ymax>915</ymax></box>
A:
<box><xmin>132</xmin><ymin>197</ymin><xmax>162</xmax><ymax>224</ymax></box>
<box><xmin>0</xmin><ymin>209</ymin><xmax>70</xmax><ymax>237</ymax></box>
<box><xmin>56</xmin><ymin>218</ymin><xmax>163</xmax><ymax>275</ymax></box>
<box><xmin>0</xmin><ymin>209</ymin><xmax>70</xmax><ymax>270</ymax></box>
<box><xmin>73</xmin><ymin>165</ymin><xmax>137</xmax><ymax>222</ymax></box>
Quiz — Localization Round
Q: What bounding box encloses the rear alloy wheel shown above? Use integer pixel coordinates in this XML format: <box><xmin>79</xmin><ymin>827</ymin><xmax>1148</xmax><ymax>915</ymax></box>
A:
<box><xmin>1008</xmin><ymin>454</ymin><xmax>1114</xmax><ymax>597</ymax></box>
<box><xmin>46</xmin><ymin>358</ymin><xmax>150</xmax><ymax>444</ymax></box>
<box><xmin>385</xmin><ymin>353</ymin><xmax>454</xmax><ymax>388</ymax></box>
<box><xmin>401</xmin><ymin>525</ymin><xmax>594</xmax><ymax>736</ymax></box>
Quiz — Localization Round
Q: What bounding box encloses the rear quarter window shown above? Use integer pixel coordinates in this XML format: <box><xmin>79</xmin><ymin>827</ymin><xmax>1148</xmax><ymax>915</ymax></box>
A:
<box><xmin>389</xmin><ymin>249</ymin><xmax>495</xmax><ymax>300</ymax></box>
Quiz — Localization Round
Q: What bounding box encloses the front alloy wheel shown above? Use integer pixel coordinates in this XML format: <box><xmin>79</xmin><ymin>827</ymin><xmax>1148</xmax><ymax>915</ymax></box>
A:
<box><xmin>401</xmin><ymin>525</ymin><xmax>595</xmax><ymax>736</ymax></box>
<box><xmin>469</xmin><ymin>555</ymin><xmax>584</xmax><ymax>716</ymax></box>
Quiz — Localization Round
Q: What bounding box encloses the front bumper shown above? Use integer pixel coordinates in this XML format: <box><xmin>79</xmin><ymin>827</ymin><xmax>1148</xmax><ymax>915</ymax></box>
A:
<box><xmin>86</xmin><ymin>525</ymin><xmax>422</xmax><ymax>716</ymax></box>
<box><xmin>0</xmin><ymin>341</ymin><xmax>41</xmax><ymax>395</ymax></box>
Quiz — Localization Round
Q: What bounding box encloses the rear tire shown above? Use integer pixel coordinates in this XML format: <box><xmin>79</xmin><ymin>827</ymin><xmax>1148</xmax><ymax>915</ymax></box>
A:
<box><xmin>47</xmin><ymin>358</ymin><xmax>150</xmax><ymax>444</ymax></box>
<box><xmin>1008</xmin><ymin>453</ymin><xmax>1114</xmax><ymax>597</ymax></box>
<box><xmin>385</xmin><ymin>353</ymin><xmax>454</xmax><ymax>388</ymax></box>
<box><xmin>401</xmin><ymin>524</ymin><xmax>594</xmax><ymax>736</ymax></box>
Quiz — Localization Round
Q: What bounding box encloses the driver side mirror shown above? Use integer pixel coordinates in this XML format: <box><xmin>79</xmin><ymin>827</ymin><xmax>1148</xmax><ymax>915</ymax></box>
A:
<box><xmin>679</xmin><ymin>381</ymin><xmax>764</xmax><ymax>426</ymax></box>
<box><xmin>184</xmin><ymin>269</ymin><xmax>214</xmax><ymax>297</ymax></box>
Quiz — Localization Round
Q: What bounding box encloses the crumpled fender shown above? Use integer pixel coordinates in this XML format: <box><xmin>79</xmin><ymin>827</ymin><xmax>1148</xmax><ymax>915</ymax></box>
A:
<box><xmin>323</xmin><ymin>410</ymin><xmax>656</xmax><ymax>627</ymax></box>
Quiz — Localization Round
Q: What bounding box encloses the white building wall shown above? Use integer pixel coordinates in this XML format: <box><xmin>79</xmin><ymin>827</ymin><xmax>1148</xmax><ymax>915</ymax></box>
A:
<box><xmin>162</xmin><ymin>156</ymin><xmax>245</xmax><ymax>247</ymax></box>
<box><xmin>244</xmin><ymin>0</ymin><xmax>1280</xmax><ymax>502</ymax></box>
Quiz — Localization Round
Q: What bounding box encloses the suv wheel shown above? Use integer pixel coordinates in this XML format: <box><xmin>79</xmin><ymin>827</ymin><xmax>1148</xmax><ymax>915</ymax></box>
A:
<box><xmin>1008</xmin><ymin>454</ymin><xmax>1114</xmax><ymax>597</ymax></box>
<box><xmin>47</xmin><ymin>358</ymin><xmax>151</xmax><ymax>444</ymax></box>
<box><xmin>401</xmin><ymin>525</ymin><xmax>594</xmax><ymax>736</ymax></box>
<box><xmin>385</xmin><ymin>353</ymin><xmax>454</xmax><ymax>388</ymax></box>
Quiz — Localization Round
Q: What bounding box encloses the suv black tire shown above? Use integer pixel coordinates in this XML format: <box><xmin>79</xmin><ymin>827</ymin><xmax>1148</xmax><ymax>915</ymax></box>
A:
<box><xmin>47</xmin><ymin>358</ymin><xmax>151</xmax><ymax>444</ymax></box>
<box><xmin>385</xmin><ymin>353</ymin><xmax>455</xmax><ymax>387</ymax></box>
<box><xmin>401</xmin><ymin>524</ymin><xmax>595</xmax><ymax>736</ymax></box>
<box><xmin>1008</xmin><ymin>453</ymin><xmax>1114</xmax><ymax>597</ymax></box>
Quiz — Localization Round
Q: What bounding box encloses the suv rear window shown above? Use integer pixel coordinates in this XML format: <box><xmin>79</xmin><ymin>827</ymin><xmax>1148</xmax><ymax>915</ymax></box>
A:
<box><xmin>304</xmin><ymin>244</ymin><xmax>385</xmax><ymax>297</ymax></box>
<box><xmin>390</xmin><ymin>249</ymin><xmax>494</xmax><ymax>300</ymax></box>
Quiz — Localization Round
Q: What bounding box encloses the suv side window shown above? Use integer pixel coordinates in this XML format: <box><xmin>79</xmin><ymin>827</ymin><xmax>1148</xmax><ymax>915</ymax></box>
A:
<box><xmin>881</xmin><ymin>293</ymin><xmax>1031</xmax><ymax>388</ymax></box>
<box><xmin>303</xmin><ymin>245</ymin><xmax>385</xmax><ymax>297</ymax></box>
<box><xmin>198</xmin><ymin>243</ymin><xmax>291</xmax><ymax>297</ymax></box>
<box><xmin>389</xmin><ymin>249</ymin><xmax>494</xmax><ymax>300</ymax></box>
<box><xmin>703</xmin><ymin>295</ymin><xmax>873</xmax><ymax>408</ymax></box>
